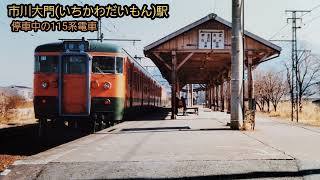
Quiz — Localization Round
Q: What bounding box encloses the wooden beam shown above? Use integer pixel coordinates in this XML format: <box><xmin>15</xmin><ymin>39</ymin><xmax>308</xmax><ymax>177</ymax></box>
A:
<box><xmin>177</xmin><ymin>52</ymin><xmax>194</xmax><ymax>70</ymax></box>
<box><xmin>153</xmin><ymin>52</ymin><xmax>172</xmax><ymax>71</ymax></box>
<box><xmin>151</xmin><ymin>49</ymin><xmax>232</xmax><ymax>54</ymax></box>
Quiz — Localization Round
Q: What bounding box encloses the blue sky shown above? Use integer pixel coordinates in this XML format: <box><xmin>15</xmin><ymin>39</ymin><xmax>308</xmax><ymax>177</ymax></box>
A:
<box><xmin>0</xmin><ymin>0</ymin><xmax>320</xmax><ymax>87</ymax></box>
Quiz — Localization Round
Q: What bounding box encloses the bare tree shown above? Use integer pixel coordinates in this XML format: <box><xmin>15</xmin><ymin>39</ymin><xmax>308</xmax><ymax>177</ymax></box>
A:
<box><xmin>269</xmin><ymin>73</ymin><xmax>288</xmax><ymax>112</ymax></box>
<box><xmin>254</xmin><ymin>72</ymin><xmax>266</xmax><ymax>111</ymax></box>
<box><xmin>296</xmin><ymin>54</ymin><xmax>320</xmax><ymax>111</ymax></box>
<box><xmin>254</xmin><ymin>71</ymin><xmax>288</xmax><ymax>112</ymax></box>
<box><xmin>285</xmin><ymin>52</ymin><xmax>320</xmax><ymax>112</ymax></box>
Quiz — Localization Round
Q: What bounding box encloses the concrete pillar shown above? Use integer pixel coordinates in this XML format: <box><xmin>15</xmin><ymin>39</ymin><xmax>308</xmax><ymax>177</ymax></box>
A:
<box><xmin>231</xmin><ymin>0</ymin><xmax>244</xmax><ymax>129</ymax></box>
<box><xmin>171</xmin><ymin>51</ymin><xmax>177</xmax><ymax>119</ymax></box>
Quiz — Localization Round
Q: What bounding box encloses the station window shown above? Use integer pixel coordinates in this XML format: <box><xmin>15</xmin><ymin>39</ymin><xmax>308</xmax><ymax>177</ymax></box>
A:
<box><xmin>34</xmin><ymin>56</ymin><xmax>58</xmax><ymax>73</ymax></box>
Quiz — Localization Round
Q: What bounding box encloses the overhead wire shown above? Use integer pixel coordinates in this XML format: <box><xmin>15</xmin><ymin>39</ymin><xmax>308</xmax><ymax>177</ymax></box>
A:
<box><xmin>269</xmin><ymin>3</ymin><xmax>320</xmax><ymax>40</ymax></box>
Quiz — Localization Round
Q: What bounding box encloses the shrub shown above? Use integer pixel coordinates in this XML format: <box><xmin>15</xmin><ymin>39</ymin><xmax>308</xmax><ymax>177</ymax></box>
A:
<box><xmin>0</xmin><ymin>94</ymin><xmax>23</xmax><ymax>122</ymax></box>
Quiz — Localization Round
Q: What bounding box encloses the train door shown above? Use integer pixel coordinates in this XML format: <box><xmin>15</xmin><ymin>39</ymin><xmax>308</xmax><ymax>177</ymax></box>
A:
<box><xmin>59</xmin><ymin>53</ymin><xmax>91</xmax><ymax>116</ymax></box>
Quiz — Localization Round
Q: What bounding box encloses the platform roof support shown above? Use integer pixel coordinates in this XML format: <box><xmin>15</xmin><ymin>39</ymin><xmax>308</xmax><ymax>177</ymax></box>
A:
<box><xmin>171</xmin><ymin>51</ymin><xmax>177</xmax><ymax>119</ymax></box>
<box><xmin>214</xmin><ymin>85</ymin><xmax>217</xmax><ymax>111</ymax></box>
<box><xmin>248</xmin><ymin>57</ymin><xmax>254</xmax><ymax>111</ymax></box>
<box><xmin>188</xmin><ymin>84</ymin><xmax>193</xmax><ymax>107</ymax></box>
<box><xmin>220</xmin><ymin>77</ymin><xmax>225</xmax><ymax>112</ymax></box>
<box><xmin>208</xmin><ymin>85</ymin><xmax>210</xmax><ymax>109</ymax></box>
<box><xmin>211</xmin><ymin>85</ymin><xmax>214</xmax><ymax>110</ymax></box>
<box><xmin>215</xmin><ymin>83</ymin><xmax>219</xmax><ymax>111</ymax></box>
<box><xmin>226</xmin><ymin>71</ymin><xmax>231</xmax><ymax>114</ymax></box>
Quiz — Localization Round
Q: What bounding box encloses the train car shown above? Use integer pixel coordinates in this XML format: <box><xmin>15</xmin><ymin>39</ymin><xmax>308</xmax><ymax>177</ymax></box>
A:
<box><xmin>34</xmin><ymin>39</ymin><xmax>163</xmax><ymax>134</ymax></box>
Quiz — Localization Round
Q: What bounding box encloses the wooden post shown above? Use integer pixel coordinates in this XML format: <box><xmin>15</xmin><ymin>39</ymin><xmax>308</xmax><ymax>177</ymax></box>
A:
<box><xmin>248</xmin><ymin>57</ymin><xmax>254</xmax><ymax>111</ymax></box>
<box><xmin>207</xmin><ymin>85</ymin><xmax>210</xmax><ymax>108</ymax></box>
<box><xmin>190</xmin><ymin>84</ymin><xmax>193</xmax><ymax>107</ymax></box>
<box><xmin>206</xmin><ymin>84</ymin><xmax>210</xmax><ymax>108</ymax></box>
<box><xmin>227</xmin><ymin>71</ymin><xmax>231</xmax><ymax>114</ymax></box>
<box><xmin>215</xmin><ymin>82</ymin><xmax>219</xmax><ymax>111</ymax></box>
<box><xmin>212</xmin><ymin>85</ymin><xmax>216</xmax><ymax>110</ymax></box>
<box><xmin>220</xmin><ymin>77</ymin><xmax>225</xmax><ymax>112</ymax></box>
<box><xmin>171</xmin><ymin>51</ymin><xmax>177</xmax><ymax>119</ymax></box>
<box><xmin>242</xmin><ymin>56</ymin><xmax>256</xmax><ymax>130</ymax></box>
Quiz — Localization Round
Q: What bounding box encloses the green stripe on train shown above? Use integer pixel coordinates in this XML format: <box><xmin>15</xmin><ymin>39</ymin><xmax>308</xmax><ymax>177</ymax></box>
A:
<box><xmin>91</xmin><ymin>97</ymin><xmax>125</xmax><ymax>121</ymax></box>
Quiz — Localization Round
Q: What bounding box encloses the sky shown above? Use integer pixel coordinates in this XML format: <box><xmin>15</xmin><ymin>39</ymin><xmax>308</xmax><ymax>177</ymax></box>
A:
<box><xmin>0</xmin><ymin>0</ymin><xmax>320</xmax><ymax>88</ymax></box>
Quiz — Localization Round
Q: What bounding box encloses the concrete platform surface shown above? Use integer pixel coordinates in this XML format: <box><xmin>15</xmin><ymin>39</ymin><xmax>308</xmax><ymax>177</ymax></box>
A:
<box><xmin>3</xmin><ymin>108</ymin><xmax>320</xmax><ymax>179</ymax></box>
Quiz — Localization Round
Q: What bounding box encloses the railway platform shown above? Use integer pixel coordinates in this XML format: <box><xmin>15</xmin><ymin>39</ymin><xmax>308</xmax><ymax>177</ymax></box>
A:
<box><xmin>2</xmin><ymin>107</ymin><xmax>320</xmax><ymax>179</ymax></box>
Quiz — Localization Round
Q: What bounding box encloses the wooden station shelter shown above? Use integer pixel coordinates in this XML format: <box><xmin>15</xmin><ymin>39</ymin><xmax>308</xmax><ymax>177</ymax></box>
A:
<box><xmin>144</xmin><ymin>13</ymin><xmax>281</xmax><ymax>126</ymax></box>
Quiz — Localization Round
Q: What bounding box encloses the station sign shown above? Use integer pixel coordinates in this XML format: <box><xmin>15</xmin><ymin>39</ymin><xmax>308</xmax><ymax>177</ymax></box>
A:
<box><xmin>198</xmin><ymin>29</ymin><xmax>225</xmax><ymax>50</ymax></box>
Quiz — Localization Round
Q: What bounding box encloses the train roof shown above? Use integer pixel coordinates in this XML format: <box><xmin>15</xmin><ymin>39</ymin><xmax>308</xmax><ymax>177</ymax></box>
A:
<box><xmin>122</xmin><ymin>49</ymin><xmax>162</xmax><ymax>88</ymax></box>
<box><xmin>35</xmin><ymin>41</ymin><xmax>122</xmax><ymax>53</ymax></box>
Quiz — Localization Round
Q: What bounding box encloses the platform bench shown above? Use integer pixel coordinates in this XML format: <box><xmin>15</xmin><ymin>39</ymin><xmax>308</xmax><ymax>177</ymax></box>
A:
<box><xmin>185</xmin><ymin>107</ymin><xmax>199</xmax><ymax>115</ymax></box>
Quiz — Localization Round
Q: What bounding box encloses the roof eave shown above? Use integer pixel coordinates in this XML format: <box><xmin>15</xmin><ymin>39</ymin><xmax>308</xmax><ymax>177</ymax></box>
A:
<box><xmin>144</xmin><ymin>13</ymin><xmax>216</xmax><ymax>52</ymax></box>
<box><xmin>144</xmin><ymin>13</ymin><xmax>282</xmax><ymax>53</ymax></box>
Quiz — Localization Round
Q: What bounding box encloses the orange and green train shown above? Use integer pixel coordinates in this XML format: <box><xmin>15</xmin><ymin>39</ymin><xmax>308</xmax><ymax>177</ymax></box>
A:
<box><xmin>34</xmin><ymin>39</ymin><xmax>163</xmax><ymax>134</ymax></box>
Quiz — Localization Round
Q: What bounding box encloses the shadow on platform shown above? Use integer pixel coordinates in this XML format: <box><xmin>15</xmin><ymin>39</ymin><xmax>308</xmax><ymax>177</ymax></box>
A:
<box><xmin>126</xmin><ymin>108</ymin><xmax>171</xmax><ymax>121</ymax></box>
<box><xmin>95</xmin><ymin>127</ymin><xmax>232</xmax><ymax>135</ymax></box>
<box><xmin>111</xmin><ymin>168</ymin><xmax>320</xmax><ymax>179</ymax></box>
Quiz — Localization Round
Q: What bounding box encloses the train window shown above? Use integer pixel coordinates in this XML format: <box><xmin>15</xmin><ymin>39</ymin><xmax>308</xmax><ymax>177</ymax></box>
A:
<box><xmin>34</xmin><ymin>56</ymin><xmax>58</xmax><ymax>73</ymax></box>
<box><xmin>116</xmin><ymin>57</ymin><xmax>123</xmax><ymax>74</ymax></box>
<box><xmin>92</xmin><ymin>56</ymin><xmax>115</xmax><ymax>74</ymax></box>
<box><xmin>62</xmin><ymin>56</ymin><xmax>87</xmax><ymax>74</ymax></box>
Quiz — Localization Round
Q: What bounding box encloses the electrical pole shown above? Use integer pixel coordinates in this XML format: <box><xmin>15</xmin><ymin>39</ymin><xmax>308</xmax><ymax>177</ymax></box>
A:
<box><xmin>285</xmin><ymin>10</ymin><xmax>310</xmax><ymax>122</ymax></box>
<box><xmin>230</xmin><ymin>0</ymin><xmax>244</xmax><ymax>130</ymax></box>
<box><xmin>96</xmin><ymin>18</ymin><xmax>103</xmax><ymax>42</ymax></box>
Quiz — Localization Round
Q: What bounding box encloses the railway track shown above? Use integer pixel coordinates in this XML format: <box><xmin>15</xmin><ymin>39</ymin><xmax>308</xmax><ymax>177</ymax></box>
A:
<box><xmin>0</xmin><ymin>108</ymin><xmax>168</xmax><ymax>172</ymax></box>
<box><xmin>0</xmin><ymin>121</ymin><xmax>120</xmax><ymax>172</ymax></box>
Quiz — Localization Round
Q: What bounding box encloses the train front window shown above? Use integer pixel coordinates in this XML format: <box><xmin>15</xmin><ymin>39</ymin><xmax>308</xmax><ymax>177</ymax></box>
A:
<box><xmin>34</xmin><ymin>56</ymin><xmax>58</xmax><ymax>73</ymax></box>
<box><xmin>116</xmin><ymin>57</ymin><xmax>123</xmax><ymax>73</ymax></box>
<box><xmin>92</xmin><ymin>56</ymin><xmax>115</xmax><ymax>73</ymax></box>
<box><xmin>92</xmin><ymin>56</ymin><xmax>123</xmax><ymax>74</ymax></box>
<box><xmin>62</xmin><ymin>56</ymin><xmax>87</xmax><ymax>74</ymax></box>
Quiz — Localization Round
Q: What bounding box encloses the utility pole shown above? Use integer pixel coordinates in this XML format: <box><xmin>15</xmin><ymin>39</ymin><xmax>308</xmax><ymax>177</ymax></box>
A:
<box><xmin>285</xmin><ymin>10</ymin><xmax>310</xmax><ymax>123</ymax></box>
<box><xmin>96</xmin><ymin>18</ymin><xmax>103</xmax><ymax>42</ymax></box>
<box><xmin>230</xmin><ymin>0</ymin><xmax>244</xmax><ymax>130</ymax></box>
